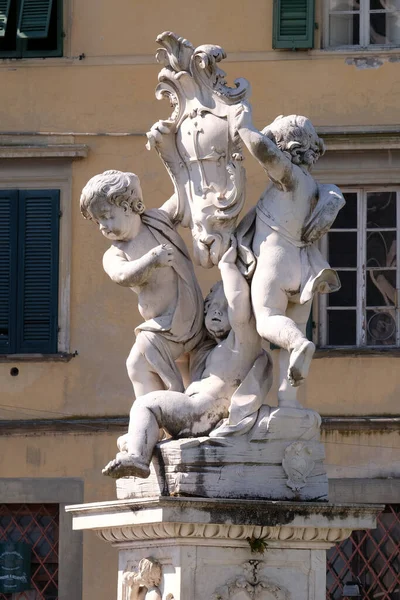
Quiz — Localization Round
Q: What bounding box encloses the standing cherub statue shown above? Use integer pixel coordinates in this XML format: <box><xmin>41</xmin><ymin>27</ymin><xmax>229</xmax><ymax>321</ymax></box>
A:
<box><xmin>80</xmin><ymin>170</ymin><xmax>204</xmax><ymax>398</ymax></box>
<box><xmin>234</xmin><ymin>104</ymin><xmax>345</xmax><ymax>407</ymax></box>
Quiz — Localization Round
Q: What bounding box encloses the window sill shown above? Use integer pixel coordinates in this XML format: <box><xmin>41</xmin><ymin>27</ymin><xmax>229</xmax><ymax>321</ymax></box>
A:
<box><xmin>0</xmin><ymin>353</ymin><xmax>77</xmax><ymax>363</ymax></box>
<box><xmin>314</xmin><ymin>348</ymin><xmax>400</xmax><ymax>358</ymax></box>
<box><xmin>310</xmin><ymin>46</ymin><xmax>400</xmax><ymax>56</ymax></box>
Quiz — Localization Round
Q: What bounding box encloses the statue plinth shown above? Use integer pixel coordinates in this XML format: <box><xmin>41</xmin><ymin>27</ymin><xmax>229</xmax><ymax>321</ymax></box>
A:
<box><xmin>66</xmin><ymin>497</ymin><xmax>382</xmax><ymax>600</ymax></box>
<box><xmin>116</xmin><ymin>407</ymin><xmax>328</xmax><ymax>502</ymax></box>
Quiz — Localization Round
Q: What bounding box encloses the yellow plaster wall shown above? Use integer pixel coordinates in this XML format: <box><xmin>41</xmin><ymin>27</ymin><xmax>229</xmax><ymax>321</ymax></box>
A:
<box><xmin>1</xmin><ymin>1</ymin><xmax>399</xmax><ymax>441</ymax></box>
<box><xmin>0</xmin><ymin>431</ymin><xmax>119</xmax><ymax>600</ymax></box>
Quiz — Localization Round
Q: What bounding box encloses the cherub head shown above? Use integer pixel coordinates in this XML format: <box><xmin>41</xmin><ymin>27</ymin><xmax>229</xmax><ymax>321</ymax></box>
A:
<box><xmin>80</xmin><ymin>170</ymin><xmax>145</xmax><ymax>241</ymax></box>
<box><xmin>204</xmin><ymin>281</ymin><xmax>231</xmax><ymax>340</ymax></box>
<box><xmin>262</xmin><ymin>115</ymin><xmax>325</xmax><ymax>170</ymax></box>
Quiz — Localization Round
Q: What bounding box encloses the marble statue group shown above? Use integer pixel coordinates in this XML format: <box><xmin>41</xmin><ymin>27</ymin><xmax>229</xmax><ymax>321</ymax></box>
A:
<box><xmin>80</xmin><ymin>32</ymin><xmax>345</xmax><ymax>485</ymax></box>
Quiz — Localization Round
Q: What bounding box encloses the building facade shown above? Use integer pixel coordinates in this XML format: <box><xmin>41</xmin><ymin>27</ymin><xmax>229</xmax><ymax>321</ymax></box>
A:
<box><xmin>0</xmin><ymin>1</ymin><xmax>399</xmax><ymax>598</ymax></box>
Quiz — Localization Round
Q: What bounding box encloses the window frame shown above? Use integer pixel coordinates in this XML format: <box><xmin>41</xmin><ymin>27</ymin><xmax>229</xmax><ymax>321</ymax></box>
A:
<box><xmin>0</xmin><ymin>159</ymin><xmax>72</xmax><ymax>356</ymax></box>
<box><xmin>0</xmin><ymin>478</ymin><xmax>83</xmax><ymax>600</ymax></box>
<box><xmin>323</xmin><ymin>0</ymin><xmax>400</xmax><ymax>50</ymax></box>
<box><xmin>0</xmin><ymin>0</ymin><xmax>63</xmax><ymax>59</ymax></box>
<box><xmin>319</xmin><ymin>186</ymin><xmax>400</xmax><ymax>349</ymax></box>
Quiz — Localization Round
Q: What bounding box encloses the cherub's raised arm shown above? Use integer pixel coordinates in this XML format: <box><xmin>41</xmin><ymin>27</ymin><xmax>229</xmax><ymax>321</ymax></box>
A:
<box><xmin>235</xmin><ymin>103</ymin><xmax>296</xmax><ymax>191</ymax></box>
<box><xmin>103</xmin><ymin>244</ymin><xmax>174</xmax><ymax>288</ymax></box>
<box><xmin>218</xmin><ymin>238</ymin><xmax>252</xmax><ymax>330</ymax></box>
<box><xmin>159</xmin><ymin>193</ymin><xmax>180</xmax><ymax>225</ymax></box>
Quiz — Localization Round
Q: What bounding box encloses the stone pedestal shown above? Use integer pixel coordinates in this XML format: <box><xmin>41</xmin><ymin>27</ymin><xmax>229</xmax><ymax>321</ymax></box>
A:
<box><xmin>66</xmin><ymin>497</ymin><xmax>382</xmax><ymax>600</ymax></box>
<box><xmin>116</xmin><ymin>407</ymin><xmax>328</xmax><ymax>502</ymax></box>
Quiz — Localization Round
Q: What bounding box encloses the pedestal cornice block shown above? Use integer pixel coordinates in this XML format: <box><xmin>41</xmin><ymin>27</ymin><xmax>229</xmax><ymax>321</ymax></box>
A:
<box><xmin>67</xmin><ymin>498</ymin><xmax>382</xmax><ymax>600</ymax></box>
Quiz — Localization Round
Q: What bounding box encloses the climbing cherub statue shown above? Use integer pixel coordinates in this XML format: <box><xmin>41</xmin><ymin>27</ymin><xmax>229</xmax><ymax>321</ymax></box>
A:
<box><xmin>234</xmin><ymin>103</ymin><xmax>345</xmax><ymax>407</ymax></box>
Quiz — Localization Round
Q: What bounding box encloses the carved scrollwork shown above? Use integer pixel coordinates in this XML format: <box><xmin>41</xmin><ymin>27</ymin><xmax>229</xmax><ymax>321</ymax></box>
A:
<box><xmin>213</xmin><ymin>561</ymin><xmax>290</xmax><ymax>600</ymax></box>
<box><xmin>147</xmin><ymin>31</ymin><xmax>250</xmax><ymax>268</ymax></box>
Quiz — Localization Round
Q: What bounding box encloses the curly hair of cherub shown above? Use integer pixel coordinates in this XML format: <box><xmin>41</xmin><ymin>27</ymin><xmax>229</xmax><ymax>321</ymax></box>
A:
<box><xmin>80</xmin><ymin>170</ymin><xmax>146</xmax><ymax>219</ymax></box>
<box><xmin>137</xmin><ymin>558</ymin><xmax>162</xmax><ymax>587</ymax></box>
<box><xmin>262</xmin><ymin>115</ymin><xmax>325</xmax><ymax>168</ymax></box>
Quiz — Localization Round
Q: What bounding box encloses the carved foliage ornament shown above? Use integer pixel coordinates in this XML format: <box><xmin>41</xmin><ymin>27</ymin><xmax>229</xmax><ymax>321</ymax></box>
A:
<box><xmin>213</xmin><ymin>561</ymin><xmax>290</xmax><ymax>600</ymax></box>
<box><xmin>146</xmin><ymin>31</ymin><xmax>250</xmax><ymax>268</ymax></box>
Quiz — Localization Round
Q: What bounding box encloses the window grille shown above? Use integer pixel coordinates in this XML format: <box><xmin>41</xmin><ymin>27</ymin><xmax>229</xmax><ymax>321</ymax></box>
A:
<box><xmin>327</xmin><ymin>504</ymin><xmax>400</xmax><ymax>599</ymax></box>
<box><xmin>0</xmin><ymin>504</ymin><xmax>59</xmax><ymax>600</ymax></box>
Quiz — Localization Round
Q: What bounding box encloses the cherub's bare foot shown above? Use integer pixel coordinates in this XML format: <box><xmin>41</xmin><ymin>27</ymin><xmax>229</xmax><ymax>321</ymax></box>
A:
<box><xmin>117</xmin><ymin>433</ymin><xmax>129</xmax><ymax>452</ymax></box>
<box><xmin>288</xmin><ymin>340</ymin><xmax>315</xmax><ymax>387</ymax></box>
<box><xmin>102</xmin><ymin>453</ymin><xmax>150</xmax><ymax>479</ymax></box>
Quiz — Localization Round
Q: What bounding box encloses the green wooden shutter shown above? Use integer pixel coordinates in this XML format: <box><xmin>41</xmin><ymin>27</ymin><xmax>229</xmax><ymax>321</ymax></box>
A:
<box><xmin>17</xmin><ymin>190</ymin><xmax>59</xmax><ymax>353</ymax></box>
<box><xmin>273</xmin><ymin>0</ymin><xmax>315</xmax><ymax>49</ymax></box>
<box><xmin>17</xmin><ymin>0</ymin><xmax>53</xmax><ymax>38</ymax></box>
<box><xmin>0</xmin><ymin>0</ymin><xmax>11</xmax><ymax>37</ymax></box>
<box><xmin>0</xmin><ymin>190</ymin><xmax>18</xmax><ymax>354</ymax></box>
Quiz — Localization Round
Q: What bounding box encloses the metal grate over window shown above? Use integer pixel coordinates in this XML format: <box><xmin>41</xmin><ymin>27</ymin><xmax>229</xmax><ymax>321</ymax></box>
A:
<box><xmin>0</xmin><ymin>504</ymin><xmax>59</xmax><ymax>600</ymax></box>
<box><xmin>327</xmin><ymin>505</ymin><xmax>400</xmax><ymax>599</ymax></box>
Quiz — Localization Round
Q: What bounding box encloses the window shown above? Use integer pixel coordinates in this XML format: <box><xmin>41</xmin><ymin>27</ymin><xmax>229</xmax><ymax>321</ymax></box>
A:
<box><xmin>0</xmin><ymin>0</ymin><xmax>62</xmax><ymax>58</ymax></box>
<box><xmin>0</xmin><ymin>504</ymin><xmax>59</xmax><ymax>600</ymax></box>
<box><xmin>319</xmin><ymin>188</ymin><xmax>400</xmax><ymax>348</ymax></box>
<box><xmin>326</xmin><ymin>504</ymin><xmax>400</xmax><ymax>599</ymax></box>
<box><xmin>272</xmin><ymin>0</ymin><xmax>315</xmax><ymax>49</ymax></box>
<box><xmin>0</xmin><ymin>189</ymin><xmax>60</xmax><ymax>355</ymax></box>
<box><xmin>325</xmin><ymin>0</ymin><xmax>400</xmax><ymax>49</ymax></box>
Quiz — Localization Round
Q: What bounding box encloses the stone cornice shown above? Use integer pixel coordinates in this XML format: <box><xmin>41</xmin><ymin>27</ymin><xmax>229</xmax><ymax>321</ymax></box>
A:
<box><xmin>66</xmin><ymin>497</ymin><xmax>382</xmax><ymax>550</ymax></box>
<box><xmin>96</xmin><ymin>522</ymin><xmax>354</xmax><ymax>546</ymax></box>
<box><xmin>1</xmin><ymin>416</ymin><xmax>398</xmax><ymax>435</ymax></box>
<box><xmin>0</xmin><ymin>143</ymin><xmax>88</xmax><ymax>159</ymax></box>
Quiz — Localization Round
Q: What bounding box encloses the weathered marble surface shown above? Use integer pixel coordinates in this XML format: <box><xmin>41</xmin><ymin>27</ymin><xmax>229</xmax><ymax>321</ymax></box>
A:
<box><xmin>116</xmin><ymin>407</ymin><xmax>328</xmax><ymax>501</ymax></box>
<box><xmin>81</xmin><ymin>32</ymin><xmax>345</xmax><ymax>502</ymax></box>
<box><xmin>67</xmin><ymin>498</ymin><xmax>382</xmax><ymax>600</ymax></box>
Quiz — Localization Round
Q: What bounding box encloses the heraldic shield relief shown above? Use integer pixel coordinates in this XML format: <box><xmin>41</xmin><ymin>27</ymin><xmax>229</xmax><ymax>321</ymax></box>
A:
<box><xmin>146</xmin><ymin>31</ymin><xmax>250</xmax><ymax>268</ymax></box>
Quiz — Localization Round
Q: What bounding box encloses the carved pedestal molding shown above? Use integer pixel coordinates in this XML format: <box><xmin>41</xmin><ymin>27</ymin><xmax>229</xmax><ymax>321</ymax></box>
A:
<box><xmin>66</xmin><ymin>498</ymin><xmax>382</xmax><ymax>600</ymax></box>
<box><xmin>213</xmin><ymin>561</ymin><xmax>290</xmax><ymax>600</ymax></box>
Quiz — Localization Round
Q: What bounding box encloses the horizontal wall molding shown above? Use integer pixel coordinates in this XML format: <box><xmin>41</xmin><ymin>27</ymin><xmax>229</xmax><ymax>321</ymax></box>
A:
<box><xmin>0</xmin><ymin>144</ymin><xmax>88</xmax><ymax>159</ymax></box>
<box><xmin>0</xmin><ymin>416</ymin><xmax>399</xmax><ymax>435</ymax></box>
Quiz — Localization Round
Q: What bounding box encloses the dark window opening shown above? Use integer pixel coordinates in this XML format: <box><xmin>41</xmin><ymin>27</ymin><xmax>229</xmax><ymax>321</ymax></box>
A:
<box><xmin>0</xmin><ymin>0</ymin><xmax>62</xmax><ymax>58</ymax></box>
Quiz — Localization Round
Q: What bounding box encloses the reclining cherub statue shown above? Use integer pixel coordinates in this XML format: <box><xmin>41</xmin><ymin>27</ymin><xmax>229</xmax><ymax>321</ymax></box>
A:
<box><xmin>103</xmin><ymin>237</ymin><xmax>272</xmax><ymax>479</ymax></box>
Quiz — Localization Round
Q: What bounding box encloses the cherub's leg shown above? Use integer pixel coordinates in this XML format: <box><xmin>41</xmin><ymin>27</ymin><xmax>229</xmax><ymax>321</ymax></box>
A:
<box><xmin>103</xmin><ymin>391</ymin><xmax>229</xmax><ymax>479</ymax></box>
<box><xmin>286</xmin><ymin>300</ymin><xmax>315</xmax><ymax>387</ymax></box>
<box><xmin>278</xmin><ymin>300</ymin><xmax>313</xmax><ymax>405</ymax></box>
<box><xmin>126</xmin><ymin>343</ymin><xmax>165</xmax><ymax>397</ymax></box>
<box><xmin>251</xmin><ymin>271</ymin><xmax>314</xmax><ymax>387</ymax></box>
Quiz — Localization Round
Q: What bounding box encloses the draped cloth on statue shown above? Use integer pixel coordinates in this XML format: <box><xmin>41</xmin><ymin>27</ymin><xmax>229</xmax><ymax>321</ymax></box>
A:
<box><xmin>134</xmin><ymin>209</ymin><xmax>204</xmax><ymax>392</ymax></box>
<box><xmin>209</xmin><ymin>350</ymin><xmax>272</xmax><ymax>437</ymax></box>
<box><xmin>236</xmin><ymin>183</ymin><xmax>346</xmax><ymax>304</ymax></box>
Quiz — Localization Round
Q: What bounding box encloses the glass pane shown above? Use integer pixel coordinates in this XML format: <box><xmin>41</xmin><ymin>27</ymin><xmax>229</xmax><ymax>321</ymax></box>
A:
<box><xmin>328</xmin><ymin>270</ymin><xmax>357</xmax><ymax>306</ymax></box>
<box><xmin>367</xmin><ymin>191</ymin><xmax>396</xmax><ymax>228</ymax></box>
<box><xmin>367</xmin><ymin>309</ymin><xmax>396</xmax><ymax>344</ymax></box>
<box><xmin>328</xmin><ymin>232</ymin><xmax>357</xmax><ymax>268</ymax></box>
<box><xmin>332</xmin><ymin>192</ymin><xmax>357</xmax><ymax>229</ymax></box>
<box><xmin>329</xmin><ymin>0</ymin><xmax>360</xmax><ymax>10</ymax></box>
<box><xmin>328</xmin><ymin>309</ymin><xmax>357</xmax><ymax>345</ymax></box>
<box><xmin>329</xmin><ymin>14</ymin><xmax>360</xmax><ymax>45</ymax></box>
<box><xmin>370</xmin><ymin>0</ymin><xmax>400</xmax><ymax>10</ymax></box>
<box><xmin>367</xmin><ymin>269</ymin><xmax>396</xmax><ymax>305</ymax></box>
<box><xmin>367</xmin><ymin>230</ymin><xmax>396</xmax><ymax>268</ymax></box>
<box><xmin>370</xmin><ymin>10</ymin><xmax>400</xmax><ymax>43</ymax></box>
